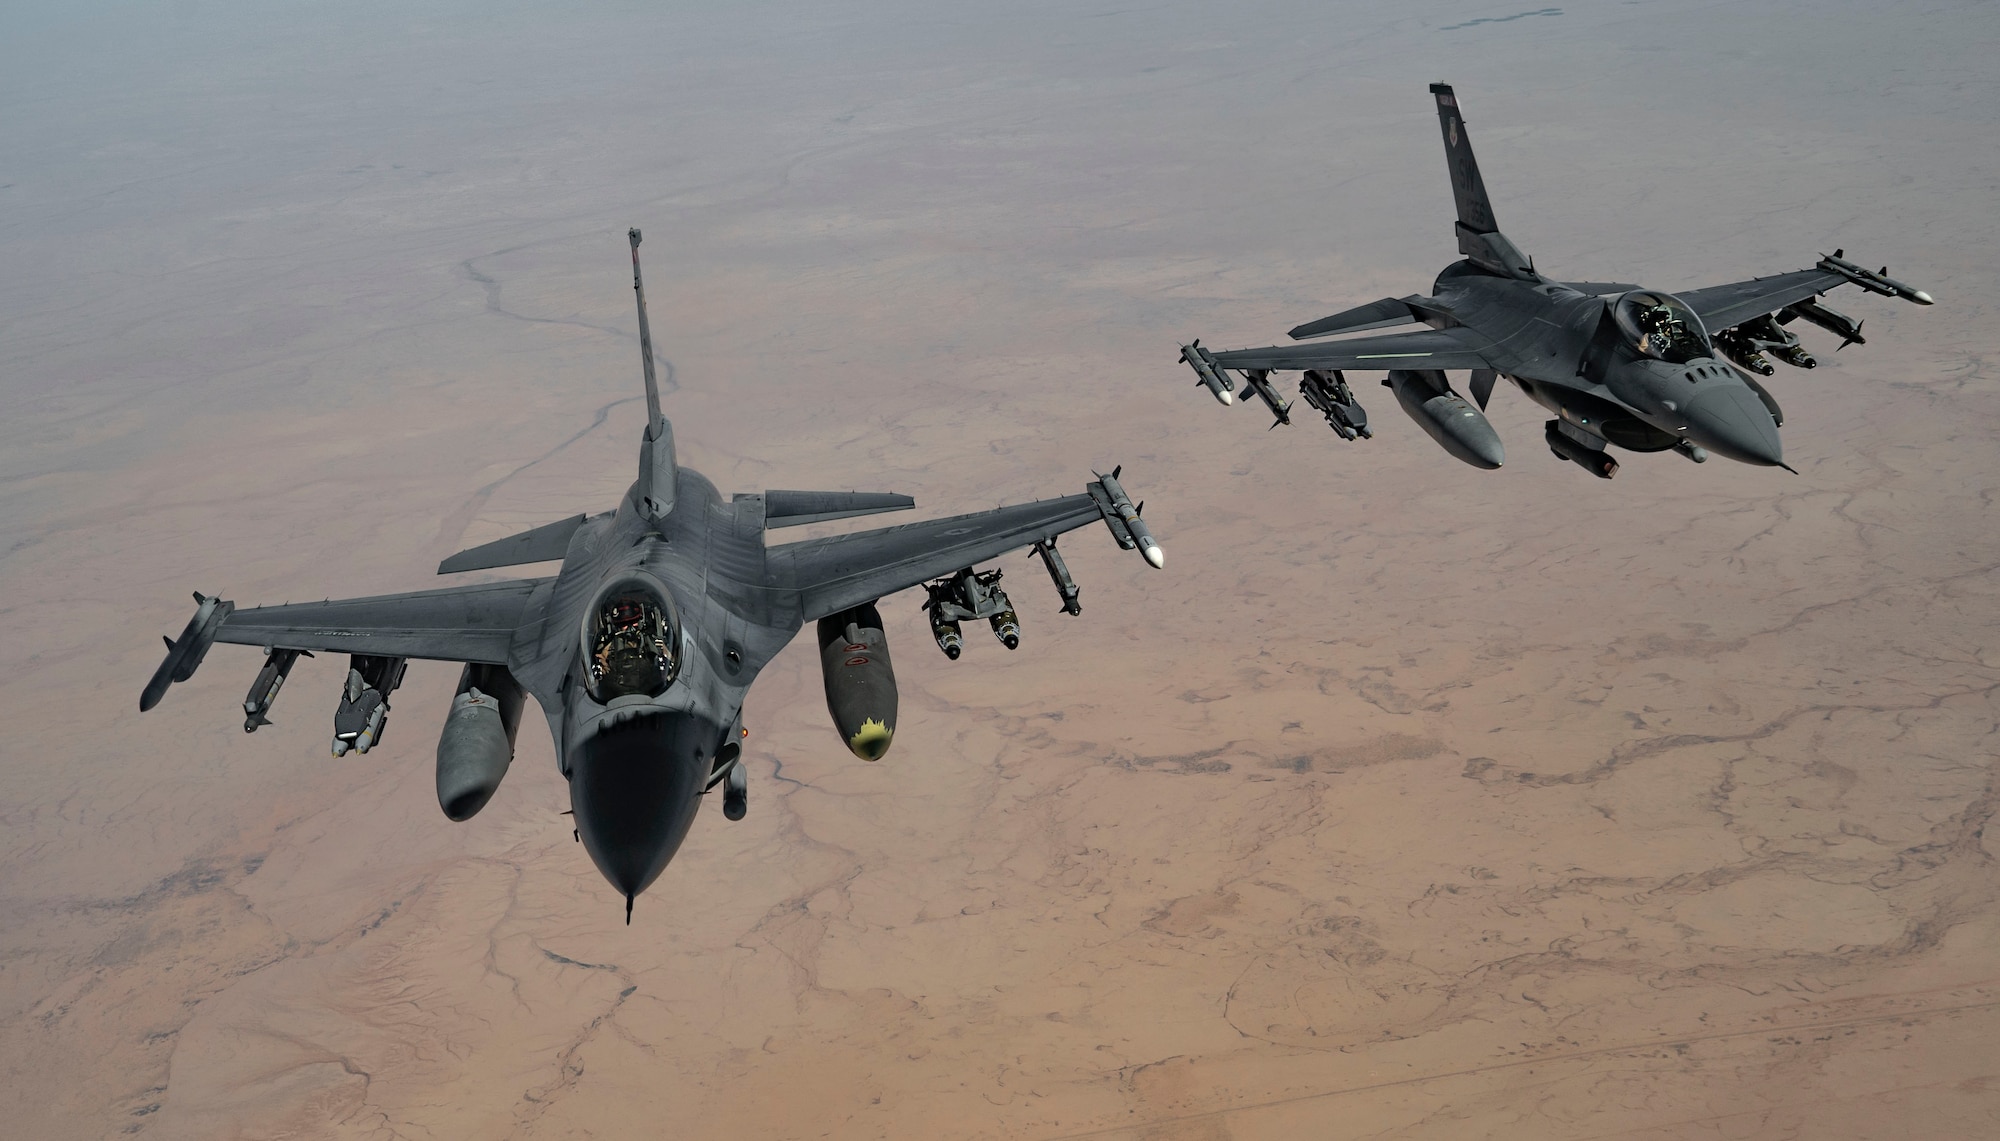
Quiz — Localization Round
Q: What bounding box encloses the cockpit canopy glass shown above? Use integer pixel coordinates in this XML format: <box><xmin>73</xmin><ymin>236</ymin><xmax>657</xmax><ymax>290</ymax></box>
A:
<box><xmin>1612</xmin><ymin>291</ymin><xmax>1712</xmax><ymax>365</ymax></box>
<box><xmin>582</xmin><ymin>578</ymin><xmax>681</xmax><ymax>703</ymax></box>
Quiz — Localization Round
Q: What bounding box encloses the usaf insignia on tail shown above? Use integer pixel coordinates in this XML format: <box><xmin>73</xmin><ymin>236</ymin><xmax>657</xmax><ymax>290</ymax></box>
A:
<box><xmin>142</xmin><ymin>229</ymin><xmax>1164</xmax><ymax>920</ymax></box>
<box><xmin>1180</xmin><ymin>83</ymin><xmax>1932</xmax><ymax>478</ymax></box>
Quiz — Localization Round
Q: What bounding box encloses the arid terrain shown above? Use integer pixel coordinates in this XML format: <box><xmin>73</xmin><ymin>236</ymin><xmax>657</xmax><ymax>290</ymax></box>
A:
<box><xmin>4</xmin><ymin>1</ymin><xmax>1998</xmax><ymax>1137</ymax></box>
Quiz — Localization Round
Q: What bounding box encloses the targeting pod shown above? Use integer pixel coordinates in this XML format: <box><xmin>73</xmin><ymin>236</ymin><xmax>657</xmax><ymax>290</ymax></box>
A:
<box><xmin>1545</xmin><ymin>420</ymin><xmax>1619</xmax><ymax>479</ymax></box>
<box><xmin>1300</xmin><ymin>369</ymin><xmax>1371</xmax><ymax>440</ymax></box>
<box><xmin>1033</xmin><ymin>539</ymin><xmax>1082</xmax><ymax>616</ymax></box>
<box><xmin>1818</xmin><ymin>250</ymin><xmax>1933</xmax><ymax>305</ymax></box>
<box><xmin>1089</xmin><ymin>467</ymin><xmax>1164</xmax><ymax>569</ymax></box>
<box><xmin>242</xmin><ymin>647</ymin><xmax>306</xmax><ymax>732</ymax></box>
<box><xmin>1236</xmin><ymin>368</ymin><xmax>1292</xmax><ymax>428</ymax></box>
<box><xmin>1779</xmin><ymin>298</ymin><xmax>1866</xmax><ymax>349</ymax></box>
<box><xmin>140</xmin><ymin>593</ymin><xmax>234</xmax><ymax>712</ymax></box>
<box><xmin>1179</xmin><ymin>341</ymin><xmax>1235</xmax><ymax>406</ymax></box>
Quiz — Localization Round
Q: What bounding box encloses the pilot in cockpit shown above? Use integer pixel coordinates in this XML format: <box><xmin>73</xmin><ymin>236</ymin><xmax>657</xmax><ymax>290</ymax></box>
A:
<box><xmin>590</xmin><ymin>594</ymin><xmax>674</xmax><ymax>700</ymax></box>
<box><xmin>1636</xmin><ymin>303</ymin><xmax>1698</xmax><ymax>360</ymax></box>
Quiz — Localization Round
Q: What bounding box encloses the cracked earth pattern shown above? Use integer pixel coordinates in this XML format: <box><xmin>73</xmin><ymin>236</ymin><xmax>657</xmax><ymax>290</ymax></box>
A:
<box><xmin>3</xmin><ymin>2</ymin><xmax>1998</xmax><ymax>1138</ymax></box>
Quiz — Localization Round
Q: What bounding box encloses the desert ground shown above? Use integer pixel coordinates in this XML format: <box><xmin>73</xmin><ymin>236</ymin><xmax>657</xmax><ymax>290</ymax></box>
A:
<box><xmin>4</xmin><ymin>1</ymin><xmax>1999</xmax><ymax>1137</ymax></box>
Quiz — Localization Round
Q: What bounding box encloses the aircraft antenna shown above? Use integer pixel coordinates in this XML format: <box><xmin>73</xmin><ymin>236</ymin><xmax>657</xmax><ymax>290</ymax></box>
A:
<box><xmin>629</xmin><ymin>228</ymin><xmax>664</xmax><ymax>432</ymax></box>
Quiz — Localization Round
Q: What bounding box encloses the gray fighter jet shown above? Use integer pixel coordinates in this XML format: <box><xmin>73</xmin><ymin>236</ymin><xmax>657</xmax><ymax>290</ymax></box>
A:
<box><xmin>1178</xmin><ymin>84</ymin><xmax>1932</xmax><ymax>477</ymax></box>
<box><xmin>141</xmin><ymin>230</ymin><xmax>1164</xmax><ymax>919</ymax></box>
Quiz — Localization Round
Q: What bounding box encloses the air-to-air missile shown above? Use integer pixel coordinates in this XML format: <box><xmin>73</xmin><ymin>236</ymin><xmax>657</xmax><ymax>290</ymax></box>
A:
<box><xmin>1236</xmin><ymin>368</ymin><xmax>1293</xmax><ymax>427</ymax></box>
<box><xmin>1299</xmin><ymin>369</ymin><xmax>1371</xmax><ymax>440</ymax></box>
<box><xmin>1091</xmin><ymin>467</ymin><xmax>1165</xmax><ymax>568</ymax></box>
<box><xmin>1818</xmin><ymin>250</ymin><xmax>1934</xmax><ymax>305</ymax></box>
<box><xmin>1033</xmin><ymin>538</ymin><xmax>1082</xmax><ymax>616</ymax></box>
<box><xmin>1384</xmin><ymin>369</ymin><xmax>1505</xmax><ymax>469</ymax></box>
<box><xmin>139</xmin><ymin>592</ymin><xmax>233</xmax><ymax>713</ymax></box>
<box><xmin>1180</xmin><ymin>341</ymin><xmax>1235</xmax><ymax>406</ymax></box>
<box><xmin>817</xmin><ymin>601</ymin><xmax>898</xmax><ymax>761</ymax></box>
<box><xmin>434</xmin><ymin>663</ymin><xmax>527</xmax><ymax>820</ymax></box>
<box><xmin>1779</xmin><ymin>297</ymin><xmax>1866</xmax><ymax>349</ymax></box>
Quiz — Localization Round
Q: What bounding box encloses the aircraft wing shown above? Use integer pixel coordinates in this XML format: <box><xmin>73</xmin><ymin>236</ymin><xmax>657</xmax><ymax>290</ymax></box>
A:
<box><xmin>772</xmin><ymin>495</ymin><xmax>1107</xmax><ymax>621</ymax></box>
<box><xmin>211</xmin><ymin>579</ymin><xmax>549</xmax><ymax>662</ymax></box>
<box><xmin>141</xmin><ymin>578</ymin><xmax>550</xmax><ymax>711</ymax></box>
<box><xmin>1207</xmin><ymin>327</ymin><xmax>1494</xmax><ymax>372</ymax></box>
<box><xmin>1677</xmin><ymin>268</ymin><xmax>1849</xmax><ymax>334</ymax></box>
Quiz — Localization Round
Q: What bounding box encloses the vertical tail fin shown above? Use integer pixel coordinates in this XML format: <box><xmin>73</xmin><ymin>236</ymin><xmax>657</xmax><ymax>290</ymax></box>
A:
<box><xmin>628</xmin><ymin>228</ymin><xmax>676</xmax><ymax>519</ymax></box>
<box><xmin>629</xmin><ymin>228</ymin><xmax>664</xmax><ymax>432</ymax></box>
<box><xmin>1428</xmin><ymin>84</ymin><xmax>1534</xmax><ymax>279</ymax></box>
<box><xmin>1430</xmin><ymin>83</ymin><xmax>1496</xmax><ymax>234</ymax></box>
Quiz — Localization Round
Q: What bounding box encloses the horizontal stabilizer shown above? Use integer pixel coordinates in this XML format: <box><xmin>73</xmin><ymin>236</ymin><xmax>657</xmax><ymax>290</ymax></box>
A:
<box><xmin>1289</xmin><ymin>297</ymin><xmax>1418</xmax><ymax>340</ymax></box>
<box><xmin>439</xmin><ymin>514</ymin><xmax>586</xmax><ymax>574</ymax></box>
<box><xmin>764</xmin><ymin>490</ymin><xmax>916</xmax><ymax>529</ymax></box>
<box><xmin>1561</xmin><ymin>282</ymin><xmax>1640</xmax><ymax>295</ymax></box>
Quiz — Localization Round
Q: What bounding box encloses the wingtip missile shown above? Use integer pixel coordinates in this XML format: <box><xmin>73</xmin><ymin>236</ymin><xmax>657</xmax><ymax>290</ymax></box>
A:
<box><xmin>1089</xmin><ymin>469</ymin><xmax>1165</xmax><ymax>570</ymax></box>
<box><xmin>140</xmin><ymin>594</ymin><xmax>234</xmax><ymax>712</ymax></box>
<box><xmin>1179</xmin><ymin>341</ymin><xmax>1235</xmax><ymax>406</ymax></box>
<box><xmin>1819</xmin><ymin>252</ymin><xmax>1933</xmax><ymax>305</ymax></box>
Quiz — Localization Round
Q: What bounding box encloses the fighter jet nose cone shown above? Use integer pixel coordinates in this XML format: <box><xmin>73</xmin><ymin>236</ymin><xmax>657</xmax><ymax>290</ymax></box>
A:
<box><xmin>570</xmin><ymin>712</ymin><xmax>710</xmax><ymax>902</ymax></box>
<box><xmin>1683</xmin><ymin>384</ymin><xmax>1784</xmax><ymax>467</ymax></box>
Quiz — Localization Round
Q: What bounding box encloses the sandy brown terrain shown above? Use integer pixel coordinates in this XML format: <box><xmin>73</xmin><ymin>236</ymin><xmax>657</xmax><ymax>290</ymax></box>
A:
<box><xmin>4</xmin><ymin>1</ymin><xmax>1999</xmax><ymax>1137</ymax></box>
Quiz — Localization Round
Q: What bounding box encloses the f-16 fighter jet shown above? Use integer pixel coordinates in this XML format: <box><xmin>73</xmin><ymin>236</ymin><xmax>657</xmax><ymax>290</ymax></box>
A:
<box><xmin>1179</xmin><ymin>84</ymin><xmax>1932</xmax><ymax>478</ymax></box>
<box><xmin>141</xmin><ymin>230</ymin><xmax>1164</xmax><ymax>919</ymax></box>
